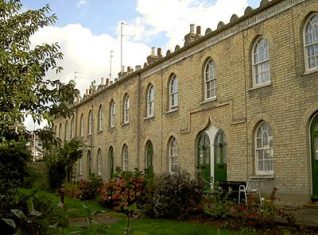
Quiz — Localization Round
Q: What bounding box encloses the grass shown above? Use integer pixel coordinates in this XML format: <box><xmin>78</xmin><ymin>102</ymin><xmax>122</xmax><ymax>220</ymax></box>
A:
<box><xmin>18</xmin><ymin>188</ymin><xmax>248</xmax><ymax>235</ymax></box>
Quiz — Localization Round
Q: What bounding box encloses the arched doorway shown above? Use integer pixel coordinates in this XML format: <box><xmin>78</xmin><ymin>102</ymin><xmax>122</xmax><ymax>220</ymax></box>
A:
<box><xmin>311</xmin><ymin>113</ymin><xmax>318</xmax><ymax>200</ymax></box>
<box><xmin>197</xmin><ymin>132</ymin><xmax>210</xmax><ymax>180</ymax></box>
<box><xmin>197</xmin><ymin>126</ymin><xmax>227</xmax><ymax>183</ymax></box>
<box><xmin>214</xmin><ymin>130</ymin><xmax>227</xmax><ymax>182</ymax></box>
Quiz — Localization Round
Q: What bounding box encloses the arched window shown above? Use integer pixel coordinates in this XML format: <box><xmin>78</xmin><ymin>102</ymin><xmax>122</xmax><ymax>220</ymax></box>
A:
<box><xmin>88</xmin><ymin>110</ymin><xmax>93</xmax><ymax>135</ymax></box>
<box><xmin>123</xmin><ymin>94</ymin><xmax>129</xmax><ymax>124</ymax></box>
<box><xmin>79</xmin><ymin>157</ymin><xmax>83</xmax><ymax>176</ymax></box>
<box><xmin>108</xmin><ymin>146</ymin><xmax>114</xmax><ymax>178</ymax></box>
<box><xmin>168</xmin><ymin>137</ymin><xmax>178</xmax><ymax>173</ymax></box>
<box><xmin>146</xmin><ymin>84</ymin><xmax>154</xmax><ymax>117</ymax></box>
<box><xmin>203</xmin><ymin>59</ymin><xmax>216</xmax><ymax>100</ymax></box>
<box><xmin>122</xmin><ymin>144</ymin><xmax>128</xmax><ymax>171</ymax></box>
<box><xmin>58</xmin><ymin>123</ymin><xmax>62</xmax><ymax>139</ymax></box>
<box><xmin>70</xmin><ymin>117</ymin><xmax>74</xmax><ymax>139</ymax></box>
<box><xmin>80</xmin><ymin>114</ymin><xmax>84</xmax><ymax>137</ymax></box>
<box><xmin>145</xmin><ymin>141</ymin><xmax>153</xmax><ymax>169</ymax></box>
<box><xmin>97</xmin><ymin>149</ymin><xmax>102</xmax><ymax>176</ymax></box>
<box><xmin>252</xmin><ymin>38</ymin><xmax>270</xmax><ymax>86</ymax></box>
<box><xmin>110</xmin><ymin>100</ymin><xmax>115</xmax><ymax>127</ymax></box>
<box><xmin>87</xmin><ymin>150</ymin><xmax>92</xmax><ymax>177</ymax></box>
<box><xmin>97</xmin><ymin>105</ymin><xmax>103</xmax><ymax>131</ymax></box>
<box><xmin>255</xmin><ymin>121</ymin><xmax>274</xmax><ymax>175</ymax></box>
<box><xmin>304</xmin><ymin>13</ymin><xmax>318</xmax><ymax>71</ymax></box>
<box><xmin>64</xmin><ymin>120</ymin><xmax>69</xmax><ymax>141</ymax></box>
<box><xmin>169</xmin><ymin>74</ymin><xmax>178</xmax><ymax>110</ymax></box>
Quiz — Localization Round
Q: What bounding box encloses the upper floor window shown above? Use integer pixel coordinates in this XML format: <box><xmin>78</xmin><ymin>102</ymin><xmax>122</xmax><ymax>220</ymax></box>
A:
<box><xmin>304</xmin><ymin>13</ymin><xmax>318</xmax><ymax>71</ymax></box>
<box><xmin>110</xmin><ymin>100</ymin><xmax>115</xmax><ymax>128</ymax></box>
<box><xmin>80</xmin><ymin>114</ymin><xmax>84</xmax><ymax>137</ymax></box>
<box><xmin>146</xmin><ymin>84</ymin><xmax>154</xmax><ymax>117</ymax></box>
<box><xmin>255</xmin><ymin>121</ymin><xmax>274</xmax><ymax>175</ymax></box>
<box><xmin>204</xmin><ymin>59</ymin><xmax>216</xmax><ymax>100</ymax></box>
<box><xmin>88</xmin><ymin>110</ymin><xmax>93</xmax><ymax>135</ymax></box>
<box><xmin>122</xmin><ymin>144</ymin><xmax>128</xmax><ymax>171</ymax></box>
<box><xmin>123</xmin><ymin>94</ymin><xmax>129</xmax><ymax>124</ymax></box>
<box><xmin>252</xmin><ymin>38</ymin><xmax>271</xmax><ymax>86</ymax></box>
<box><xmin>168</xmin><ymin>137</ymin><xmax>178</xmax><ymax>173</ymax></box>
<box><xmin>98</xmin><ymin>105</ymin><xmax>103</xmax><ymax>131</ymax></box>
<box><xmin>169</xmin><ymin>74</ymin><xmax>178</xmax><ymax>110</ymax></box>
<box><xmin>97</xmin><ymin>149</ymin><xmax>102</xmax><ymax>176</ymax></box>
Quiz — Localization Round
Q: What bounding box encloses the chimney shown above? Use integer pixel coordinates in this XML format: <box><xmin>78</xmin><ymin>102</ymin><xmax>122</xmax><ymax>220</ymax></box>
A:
<box><xmin>101</xmin><ymin>77</ymin><xmax>105</xmax><ymax>85</ymax></box>
<box><xmin>147</xmin><ymin>47</ymin><xmax>159</xmax><ymax>64</ymax></box>
<box><xmin>184</xmin><ymin>24</ymin><xmax>201</xmax><ymax>46</ymax></box>
<box><xmin>86</xmin><ymin>89</ymin><xmax>89</xmax><ymax>95</ymax></box>
<box><xmin>157</xmin><ymin>47</ymin><xmax>162</xmax><ymax>59</ymax></box>
<box><xmin>196</xmin><ymin>26</ymin><xmax>201</xmax><ymax>35</ymax></box>
<box><xmin>135</xmin><ymin>65</ymin><xmax>141</xmax><ymax>71</ymax></box>
<box><xmin>106</xmin><ymin>78</ymin><xmax>109</xmax><ymax>86</ymax></box>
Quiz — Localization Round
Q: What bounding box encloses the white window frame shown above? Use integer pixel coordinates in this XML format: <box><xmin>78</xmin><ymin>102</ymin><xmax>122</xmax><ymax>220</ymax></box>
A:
<box><xmin>80</xmin><ymin>114</ymin><xmax>84</xmax><ymax>137</ymax></box>
<box><xmin>110</xmin><ymin>101</ymin><xmax>115</xmax><ymax>128</ymax></box>
<box><xmin>97</xmin><ymin>149</ymin><xmax>102</xmax><ymax>176</ymax></box>
<box><xmin>123</xmin><ymin>94</ymin><xmax>129</xmax><ymax>124</ymax></box>
<box><xmin>122</xmin><ymin>144</ymin><xmax>129</xmax><ymax>171</ymax></box>
<box><xmin>255</xmin><ymin>122</ymin><xmax>274</xmax><ymax>175</ymax></box>
<box><xmin>169</xmin><ymin>137</ymin><xmax>178</xmax><ymax>173</ymax></box>
<box><xmin>304</xmin><ymin>13</ymin><xmax>318</xmax><ymax>72</ymax></box>
<box><xmin>204</xmin><ymin>59</ymin><xmax>216</xmax><ymax>100</ymax></box>
<box><xmin>146</xmin><ymin>85</ymin><xmax>154</xmax><ymax>117</ymax></box>
<box><xmin>98</xmin><ymin>105</ymin><xmax>103</xmax><ymax>131</ymax></box>
<box><xmin>169</xmin><ymin>75</ymin><xmax>178</xmax><ymax>110</ymax></box>
<box><xmin>88</xmin><ymin>110</ymin><xmax>93</xmax><ymax>135</ymax></box>
<box><xmin>252</xmin><ymin>38</ymin><xmax>271</xmax><ymax>87</ymax></box>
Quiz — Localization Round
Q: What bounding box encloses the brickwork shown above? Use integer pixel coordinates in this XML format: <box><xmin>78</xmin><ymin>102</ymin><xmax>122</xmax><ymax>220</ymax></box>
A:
<box><xmin>54</xmin><ymin>0</ymin><xmax>318</xmax><ymax>205</ymax></box>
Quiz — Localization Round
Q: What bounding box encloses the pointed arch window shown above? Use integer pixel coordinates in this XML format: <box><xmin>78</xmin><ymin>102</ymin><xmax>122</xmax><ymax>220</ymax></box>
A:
<box><xmin>58</xmin><ymin>123</ymin><xmax>62</xmax><ymax>139</ymax></box>
<box><xmin>123</xmin><ymin>94</ymin><xmax>130</xmax><ymax>124</ymax></box>
<box><xmin>110</xmin><ymin>100</ymin><xmax>115</xmax><ymax>127</ymax></box>
<box><xmin>204</xmin><ymin>59</ymin><xmax>216</xmax><ymax>100</ymax></box>
<box><xmin>122</xmin><ymin>144</ymin><xmax>128</xmax><ymax>171</ymax></box>
<box><xmin>146</xmin><ymin>84</ymin><xmax>154</xmax><ymax>117</ymax></box>
<box><xmin>169</xmin><ymin>74</ymin><xmax>178</xmax><ymax>110</ymax></box>
<box><xmin>79</xmin><ymin>157</ymin><xmax>83</xmax><ymax>176</ymax></box>
<box><xmin>98</xmin><ymin>105</ymin><xmax>103</xmax><ymax>131</ymax></box>
<box><xmin>168</xmin><ymin>137</ymin><xmax>178</xmax><ymax>173</ymax></box>
<box><xmin>252</xmin><ymin>38</ymin><xmax>271</xmax><ymax>86</ymax></box>
<box><xmin>88</xmin><ymin>110</ymin><xmax>93</xmax><ymax>135</ymax></box>
<box><xmin>304</xmin><ymin>13</ymin><xmax>318</xmax><ymax>71</ymax></box>
<box><xmin>64</xmin><ymin>120</ymin><xmax>69</xmax><ymax>141</ymax></box>
<box><xmin>255</xmin><ymin>122</ymin><xmax>274</xmax><ymax>175</ymax></box>
<box><xmin>87</xmin><ymin>150</ymin><xmax>92</xmax><ymax>176</ymax></box>
<box><xmin>109</xmin><ymin>146</ymin><xmax>114</xmax><ymax>178</ymax></box>
<box><xmin>70</xmin><ymin>117</ymin><xmax>74</xmax><ymax>139</ymax></box>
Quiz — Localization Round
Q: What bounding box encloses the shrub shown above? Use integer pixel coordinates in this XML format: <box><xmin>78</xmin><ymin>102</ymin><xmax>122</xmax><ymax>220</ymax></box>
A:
<box><xmin>147</xmin><ymin>171</ymin><xmax>205</xmax><ymax>219</ymax></box>
<box><xmin>78</xmin><ymin>175</ymin><xmax>103</xmax><ymax>200</ymax></box>
<box><xmin>98</xmin><ymin>168</ymin><xmax>146</xmax><ymax>212</ymax></box>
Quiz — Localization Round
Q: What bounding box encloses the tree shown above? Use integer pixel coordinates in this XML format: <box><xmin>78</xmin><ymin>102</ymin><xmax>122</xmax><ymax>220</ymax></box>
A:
<box><xmin>0</xmin><ymin>0</ymin><xmax>79</xmax><ymax>139</ymax></box>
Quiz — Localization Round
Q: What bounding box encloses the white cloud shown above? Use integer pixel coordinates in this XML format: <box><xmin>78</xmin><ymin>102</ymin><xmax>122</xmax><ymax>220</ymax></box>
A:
<box><xmin>76</xmin><ymin>0</ymin><xmax>88</xmax><ymax>8</ymax></box>
<box><xmin>130</xmin><ymin>0</ymin><xmax>249</xmax><ymax>49</ymax></box>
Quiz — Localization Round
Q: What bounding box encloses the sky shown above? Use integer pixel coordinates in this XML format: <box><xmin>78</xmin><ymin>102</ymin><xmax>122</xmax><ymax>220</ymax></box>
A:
<box><xmin>21</xmin><ymin>0</ymin><xmax>261</xmax><ymax>129</ymax></box>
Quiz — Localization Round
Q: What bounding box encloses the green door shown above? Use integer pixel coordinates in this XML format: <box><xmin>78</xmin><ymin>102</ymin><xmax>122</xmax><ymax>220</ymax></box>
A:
<box><xmin>214</xmin><ymin>130</ymin><xmax>227</xmax><ymax>182</ymax></box>
<box><xmin>311</xmin><ymin>116</ymin><xmax>318</xmax><ymax>200</ymax></box>
<box><xmin>197</xmin><ymin>133</ymin><xmax>211</xmax><ymax>181</ymax></box>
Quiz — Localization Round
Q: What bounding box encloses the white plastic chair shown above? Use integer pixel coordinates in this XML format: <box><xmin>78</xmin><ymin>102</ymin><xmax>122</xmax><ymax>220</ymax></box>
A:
<box><xmin>238</xmin><ymin>179</ymin><xmax>262</xmax><ymax>207</ymax></box>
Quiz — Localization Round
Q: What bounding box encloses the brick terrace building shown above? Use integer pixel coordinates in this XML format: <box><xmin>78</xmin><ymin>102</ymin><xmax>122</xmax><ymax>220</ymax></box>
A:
<box><xmin>54</xmin><ymin>0</ymin><xmax>318</xmax><ymax>205</ymax></box>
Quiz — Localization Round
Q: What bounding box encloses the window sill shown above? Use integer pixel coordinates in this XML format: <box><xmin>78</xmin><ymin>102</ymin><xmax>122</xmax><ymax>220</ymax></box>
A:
<box><xmin>250</xmin><ymin>174</ymin><xmax>275</xmax><ymax>179</ymax></box>
<box><xmin>121</xmin><ymin>122</ymin><xmax>129</xmax><ymax>127</ymax></box>
<box><xmin>249</xmin><ymin>82</ymin><xmax>271</xmax><ymax>91</ymax></box>
<box><xmin>97</xmin><ymin>130</ymin><xmax>103</xmax><ymax>134</ymax></box>
<box><xmin>144</xmin><ymin>115</ymin><xmax>154</xmax><ymax>121</ymax></box>
<box><xmin>303</xmin><ymin>69</ymin><xmax>318</xmax><ymax>76</ymax></box>
<box><xmin>200</xmin><ymin>97</ymin><xmax>217</xmax><ymax>105</ymax></box>
<box><xmin>108</xmin><ymin>127</ymin><xmax>115</xmax><ymax>131</ymax></box>
<box><xmin>166</xmin><ymin>108</ymin><xmax>178</xmax><ymax>114</ymax></box>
